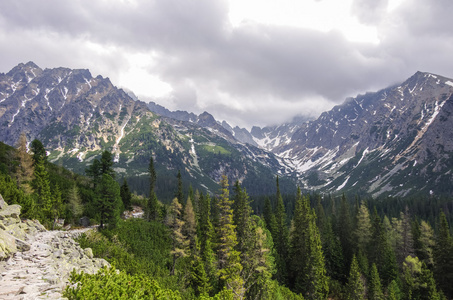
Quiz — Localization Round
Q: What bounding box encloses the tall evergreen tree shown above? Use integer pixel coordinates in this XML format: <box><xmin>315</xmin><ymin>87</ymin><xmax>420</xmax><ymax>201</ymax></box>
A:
<box><xmin>31</xmin><ymin>139</ymin><xmax>47</xmax><ymax>166</ymax></box>
<box><xmin>14</xmin><ymin>132</ymin><xmax>34</xmax><ymax>194</ymax></box>
<box><xmin>183</xmin><ymin>195</ymin><xmax>197</xmax><ymax>254</ymax></box>
<box><xmin>338</xmin><ymin>194</ymin><xmax>354</xmax><ymax>279</ymax></box>
<box><xmin>368</xmin><ymin>263</ymin><xmax>384</xmax><ymax>300</ymax></box>
<box><xmin>32</xmin><ymin>156</ymin><xmax>52</xmax><ymax>222</ymax></box>
<box><xmin>100</xmin><ymin>150</ymin><xmax>115</xmax><ymax>179</ymax></box>
<box><xmin>369</xmin><ymin>209</ymin><xmax>398</xmax><ymax>286</ymax></box>
<box><xmin>274</xmin><ymin>176</ymin><xmax>289</xmax><ymax>285</ymax></box>
<box><xmin>346</xmin><ymin>255</ymin><xmax>366</xmax><ymax>300</ymax></box>
<box><xmin>120</xmin><ymin>178</ymin><xmax>132</xmax><ymax>211</ymax></box>
<box><xmin>263</xmin><ymin>197</ymin><xmax>273</xmax><ymax>232</ymax></box>
<box><xmin>176</xmin><ymin>170</ymin><xmax>183</xmax><ymax>204</ymax></box>
<box><xmin>289</xmin><ymin>188</ymin><xmax>329</xmax><ymax>299</ymax></box>
<box><xmin>418</xmin><ymin>220</ymin><xmax>435</xmax><ymax>268</ymax></box>
<box><xmin>394</xmin><ymin>206</ymin><xmax>414</xmax><ymax>267</ymax></box>
<box><xmin>216</xmin><ymin>175</ymin><xmax>244</xmax><ymax>299</ymax></box>
<box><xmin>167</xmin><ymin>197</ymin><xmax>188</xmax><ymax>275</ymax></box>
<box><xmin>433</xmin><ymin>212</ymin><xmax>453</xmax><ymax>298</ymax></box>
<box><xmin>146</xmin><ymin>157</ymin><xmax>159</xmax><ymax>221</ymax></box>
<box><xmin>198</xmin><ymin>192</ymin><xmax>217</xmax><ymax>288</ymax></box>
<box><xmin>354</xmin><ymin>201</ymin><xmax>372</xmax><ymax>254</ymax></box>
<box><xmin>96</xmin><ymin>173</ymin><xmax>121</xmax><ymax>229</ymax></box>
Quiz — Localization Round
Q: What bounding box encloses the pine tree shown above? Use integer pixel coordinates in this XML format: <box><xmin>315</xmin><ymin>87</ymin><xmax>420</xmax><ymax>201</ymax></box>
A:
<box><xmin>233</xmin><ymin>182</ymin><xmax>274</xmax><ymax>299</ymax></box>
<box><xmin>338</xmin><ymin>194</ymin><xmax>354</xmax><ymax>279</ymax></box>
<box><xmin>85</xmin><ymin>158</ymin><xmax>101</xmax><ymax>188</ymax></box>
<box><xmin>216</xmin><ymin>175</ymin><xmax>244</xmax><ymax>299</ymax></box>
<box><xmin>368</xmin><ymin>263</ymin><xmax>384</xmax><ymax>300</ymax></box>
<box><xmin>289</xmin><ymin>188</ymin><xmax>328</xmax><ymax>299</ymax></box>
<box><xmin>67</xmin><ymin>184</ymin><xmax>83</xmax><ymax>221</ymax></box>
<box><xmin>176</xmin><ymin>170</ymin><xmax>183</xmax><ymax>204</ymax></box>
<box><xmin>354</xmin><ymin>201</ymin><xmax>372</xmax><ymax>254</ymax></box>
<box><xmin>167</xmin><ymin>197</ymin><xmax>188</xmax><ymax>275</ymax></box>
<box><xmin>198</xmin><ymin>192</ymin><xmax>217</xmax><ymax>289</ymax></box>
<box><xmin>394</xmin><ymin>206</ymin><xmax>414</xmax><ymax>267</ymax></box>
<box><xmin>31</xmin><ymin>139</ymin><xmax>47</xmax><ymax>166</ymax></box>
<box><xmin>321</xmin><ymin>217</ymin><xmax>344</xmax><ymax>282</ymax></box>
<box><xmin>146</xmin><ymin>157</ymin><xmax>159</xmax><ymax>221</ymax></box>
<box><xmin>15</xmin><ymin>132</ymin><xmax>34</xmax><ymax>194</ymax></box>
<box><xmin>120</xmin><ymin>178</ymin><xmax>132</xmax><ymax>211</ymax></box>
<box><xmin>418</xmin><ymin>220</ymin><xmax>435</xmax><ymax>268</ymax></box>
<box><xmin>346</xmin><ymin>255</ymin><xmax>366</xmax><ymax>300</ymax></box>
<box><xmin>387</xmin><ymin>280</ymin><xmax>401</xmax><ymax>300</ymax></box>
<box><xmin>149</xmin><ymin>156</ymin><xmax>156</xmax><ymax>195</ymax></box>
<box><xmin>433</xmin><ymin>212</ymin><xmax>453</xmax><ymax>298</ymax></box>
<box><xmin>96</xmin><ymin>173</ymin><xmax>121</xmax><ymax>229</ymax></box>
<box><xmin>263</xmin><ymin>197</ymin><xmax>273</xmax><ymax>231</ymax></box>
<box><xmin>32</xmin><ymin>156</ymin><xmax>52</xmax><ymax>222</ymax></box>
<box><xmin>369</xmin><ymin>209</ymin><xmax>398</xmax><ymax>286</ymax></box>
<box><xmin>274</xmin><ymin>176</ymin><xmax>289</xmax><ymax>285</ymax></box>
<box><xmin>183</xmin><ymin>195</ymin><xmax>197</xmax><ymax>254</ymax></box>
<box><xmin>100</xmin><ymin>150</ymin><xmax>115</xmax><ymax>179</ymax></box>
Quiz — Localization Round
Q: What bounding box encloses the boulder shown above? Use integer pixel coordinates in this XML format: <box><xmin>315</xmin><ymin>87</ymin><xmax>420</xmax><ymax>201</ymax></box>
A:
<box><xmin>0</xmin><ymin>229</ymin><xmax>16</xmax><ymax>260</ymax></box>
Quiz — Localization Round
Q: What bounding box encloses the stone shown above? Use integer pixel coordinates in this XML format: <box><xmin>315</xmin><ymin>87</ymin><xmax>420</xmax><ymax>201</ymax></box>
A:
<box><xmin>0</xmin><ymin>229</ymin><xmax>16</xmax><ymax>259</ymax></box>
<box><xmin>15</xmin><ymin>238</ymin><xmax>30</xmax><ymax>251</ymax></box>
<box><xmin>83</xmin><ymin>247</ymin><xmax>93</xmax><ymax>259</ymax></box>
<box><xmin>79</xmin><ymin>216</ymin><xmax>90</xmax><ymax>227</ymax></box>
<box><xmin>0</xmin><ymin>194</ymin><xmax>7</xmax><ymax>209</ymax></box>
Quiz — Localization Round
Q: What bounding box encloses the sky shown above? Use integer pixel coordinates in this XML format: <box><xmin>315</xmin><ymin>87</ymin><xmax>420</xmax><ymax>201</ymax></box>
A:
<box><xmin>1</xmin><ymin>0</ymin><xmax>453</xmax><ymax>129</ymax></box>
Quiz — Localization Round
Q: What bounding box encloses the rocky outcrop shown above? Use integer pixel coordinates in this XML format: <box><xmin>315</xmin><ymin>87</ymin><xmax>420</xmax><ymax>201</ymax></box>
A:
<box><xmin>0</xmin><ymin>194</ymin><xmax>110</xmax><ymax>299</ymax></box>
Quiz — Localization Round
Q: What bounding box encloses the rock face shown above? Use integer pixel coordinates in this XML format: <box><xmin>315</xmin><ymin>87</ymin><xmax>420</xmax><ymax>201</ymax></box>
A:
<box><xmin>0</xmin><ymin>194</ymin><xmax>110</xmax><ymax>299</ymax></box>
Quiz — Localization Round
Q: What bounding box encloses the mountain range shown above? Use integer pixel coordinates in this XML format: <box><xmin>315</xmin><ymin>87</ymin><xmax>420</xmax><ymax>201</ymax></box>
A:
<box><xmin>1</xmin><ymin>62</ymin><xmax>453</xmax><ymax>198</ymax></box>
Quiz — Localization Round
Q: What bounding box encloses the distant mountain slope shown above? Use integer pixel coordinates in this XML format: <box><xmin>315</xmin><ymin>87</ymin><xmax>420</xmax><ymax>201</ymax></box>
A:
<box><xmin>0</xmin><ymin>62</ymin><xmax>294</xmax><ymax>197</ymax></box>
<box><xmin>275</xmin><ymin>72</ymin><xmax>453</xmax><ymax>197</ymax></box>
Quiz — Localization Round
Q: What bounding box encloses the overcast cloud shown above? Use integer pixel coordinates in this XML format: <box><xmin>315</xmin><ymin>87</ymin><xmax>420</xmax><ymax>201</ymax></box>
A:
<box><xmin>1</xmin><ymin>0</ymin><xmax>453</xmax><ymax>129</ymax></box>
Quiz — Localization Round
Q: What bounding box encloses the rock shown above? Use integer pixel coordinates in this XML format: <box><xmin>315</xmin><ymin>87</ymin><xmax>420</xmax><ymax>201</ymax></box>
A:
<box><xmin>0</xmin><ymin>194</ymin><xmax>7</xmax><ymax>209</ymax></box>
<box><xmin>79</xmin><ymin>216</ymin><xmax>90</xmax><ymax>227</ymax></box>
<box><xmin>0</xmin><ymin>230</ymin><xmax>16</xmax><ymax>260</ymax></box>
<box><xmin>83</xmin><ymin>248</ymin><xmax>93</xmax><ymax>259</ymax></box>
<box><xmin>14</xmin><ymin>238</ymin><xmax>30</xmax><ymax>252</ymax></box>
<box><xmin>0</xmin><ymin>204</ymin><xmax>21</xmax><ymax>226</ymax></box>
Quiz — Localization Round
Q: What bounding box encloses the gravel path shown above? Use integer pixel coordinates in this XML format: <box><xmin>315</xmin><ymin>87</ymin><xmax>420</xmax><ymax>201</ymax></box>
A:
<box><xmin>0</xmin><ymin>228</ymin><xmax>101</xmax><ymax>300</ymax></box>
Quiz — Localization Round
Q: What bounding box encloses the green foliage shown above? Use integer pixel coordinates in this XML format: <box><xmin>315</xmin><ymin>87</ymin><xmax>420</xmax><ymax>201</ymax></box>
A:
<box><xmin>64</xmin><ymin>266</ymin><xmax>182</xmax><ymax>300</ymax></box>
<box><xmin>346</xmin><ymin>255</ymin><xmax>366</xmax><ymax>300</ymax></box>
<box><xmin>96</xmin><ymin>174</ymin><xmax>122</xmax><ymax>229</ymax></box>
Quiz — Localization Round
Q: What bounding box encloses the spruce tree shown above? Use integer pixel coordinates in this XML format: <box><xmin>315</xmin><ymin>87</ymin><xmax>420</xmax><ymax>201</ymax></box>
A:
<box><xmin>183</xmin><ymin>195</ymin><xmax>197</xmax><ymax>254</ymax></box>
<box><xmin>368</xmin><ymin>263</ymin><xmax>384</xmax><ymax>300</ymax></box>
<box><xmin>146</xmin><ymin>157</ymin><xmax>159</xmax><ymax>221</ymax></box>
<box><xmin>354</xmin><ymin>201</ymin><xmax>372</xmax><ymax>254</ymax></box>
<box><xmin>198</xmin><ymin>192</ymin><xmax>217</xmax><ymax>289</ymax></box>
<box><xmin>15</xmin><ymin>132</ymin><xmax>34</xmax><ymax>194</ymax></box>
<box><xmin>120</xmin><ymin>178</ymin><xmax>132</xmax><ymax>211</ymax></box>
<box><xmin>167</xmin><ymin>197</ymin><xmax>188</xmax><ymax>275</ymax></box>
<box><xmin>263</xmin><ymin>197</ymin><xmax>273</xmax><ymax>232</ymax></box>
<box><xmin>96</xmin><ymin>173</ymin><xmax>121</xmax><ymax>229</ymax></box>
<box><xmin>32</xmin><ymin>156</ymin><xmax>53</xmax><ymax>223</ymax></box>
<box><xmin>433</xmin><ymin>212</ymin><xmax>453</xmax><ymax>298</ymax></box>
<box><xmin>346</xmin><ymin>255</ymin><xmax>366</xmax><ymax>300</ymax></box>
<box><xmin>338</xmin><ymin>194</ymin><xmax>354</xmax><ymax>279</ymax></box>
<box><xmin>274</xmin><ymin>176</ymin><xmax>289</xmax><ymax>285</ymax></box>
<box><xmin>289</xmin><ymin>188</ymin><xmax>329</xmax><ymax>299</ymax></box>
<box><xmin>31</xmin><ymin>139</ymin><xmax>47</xmax><ymax>166</ymax></box>
<box><xmin>216</xmin><ymin>175</ymin><xmax>244</xmax><ymax>299</ymax></box>
<box><xmin>176</xmin><ymin>170</ymin><xmax>183</xmax><ymax>204</ymax></box>
<box><xmin>100</xmin><ymin>150</ymin><xmax>115</xmax><ymax>179</ymax></box>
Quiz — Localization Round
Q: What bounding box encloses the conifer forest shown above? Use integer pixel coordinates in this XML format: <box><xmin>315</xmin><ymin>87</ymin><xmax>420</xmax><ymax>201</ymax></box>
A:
<box><xmin>1</xmin><ymin>139</ymin><xmax>453</xmax><ymax>300</ymax></box>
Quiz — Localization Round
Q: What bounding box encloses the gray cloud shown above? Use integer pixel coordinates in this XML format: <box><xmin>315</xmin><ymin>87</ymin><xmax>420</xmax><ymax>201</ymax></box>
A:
<box><xmin>1</xmin><ymin>0</ymin><xmax>453</xmax><ymax>129</ymax></box>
